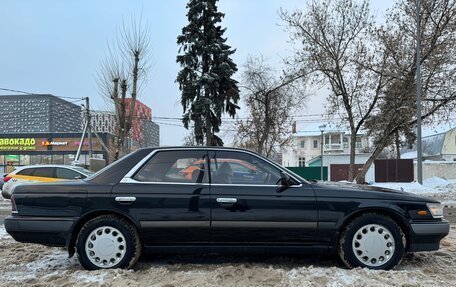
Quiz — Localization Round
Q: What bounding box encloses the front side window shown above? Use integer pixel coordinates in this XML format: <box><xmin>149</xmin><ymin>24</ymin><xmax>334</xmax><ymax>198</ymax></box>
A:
<box><xmin>211</xmin><ymin>151</ymin><xmax>281</xmax><ymax>185</ymax></box>
<box><xmin>134</xmin><ymin>150</ymin><xmax>208</xmax><ymax>183</ymax></box>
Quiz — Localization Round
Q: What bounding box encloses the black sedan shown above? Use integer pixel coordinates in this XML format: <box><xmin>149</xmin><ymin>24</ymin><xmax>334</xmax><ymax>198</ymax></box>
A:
<box><xmin>4</xmin><ymin>147</ymin><xmax>450</xmax><ymax>270</ymax></box>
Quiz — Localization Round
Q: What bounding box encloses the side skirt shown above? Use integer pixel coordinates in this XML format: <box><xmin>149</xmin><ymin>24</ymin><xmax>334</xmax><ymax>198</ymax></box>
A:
<box><xmin>143</xmin><ymin>244</ymin><xmax>332</xmax><ymax>255</ymax></box>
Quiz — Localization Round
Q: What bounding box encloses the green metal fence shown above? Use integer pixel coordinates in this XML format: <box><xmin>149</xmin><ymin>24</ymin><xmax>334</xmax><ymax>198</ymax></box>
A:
<box><xmin>285</xmin><ymin>166</ymin><xmax>328</xmax><ymax>181</ymax></box>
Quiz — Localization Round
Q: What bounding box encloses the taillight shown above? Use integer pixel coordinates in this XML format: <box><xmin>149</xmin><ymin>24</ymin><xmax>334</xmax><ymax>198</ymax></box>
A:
<box><xmin>3</xmin><ymin>176</ymin><xmax>12</xmax><ymax>182</ymax></box>
<box><xmin>11</xmin><ymin>194</ymin><xmax>17</xmax><ymax>212</ymax></box>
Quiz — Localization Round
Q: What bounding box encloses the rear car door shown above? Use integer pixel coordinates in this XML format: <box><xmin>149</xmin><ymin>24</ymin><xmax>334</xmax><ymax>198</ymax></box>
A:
<box><xmin>112</xmin><ymin>149</ymin><xmax>211</xmax><ymax>245</ymax></box>
<box><xmin>209</xmin><ymin>150</ymin><xmax>318</xmax><ymax>244</ymax></box>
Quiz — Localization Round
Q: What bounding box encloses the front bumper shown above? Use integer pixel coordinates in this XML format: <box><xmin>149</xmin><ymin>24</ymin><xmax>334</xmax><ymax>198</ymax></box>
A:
<box><xmin>408</xmin><ymin>220</ymin><xmax>450</xmax><ymax>252</ymax></box>
<box><xmin>4</xmin><ymin>215</ymin><xmax>76</xmax><ymax>247</ymax></box>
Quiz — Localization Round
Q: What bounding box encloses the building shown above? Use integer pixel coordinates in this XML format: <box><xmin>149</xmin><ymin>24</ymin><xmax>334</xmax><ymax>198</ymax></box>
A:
<box><xmin>0</xmin><ymin>94</ymin><xmax>82</xmax><ymax>133</ymax></box>
<box><xmin>141</xmin><ymin>120</ymin><xmax>160</xmax><ymax>147</ymax></box>
<box><xmin>90</xmin><ymin>111</ymin><xmax>117</xmax><ymax>134</ymax></box>
<box><xmin>281</xmin><ymin>122</ymin><xmax>371</xmax><ymax>167</ymax></box>
<box><xmin>281</xmin><ymin>122</ymin><xmax>374</xmax><ymax>181</ymax></box>
<box><xmin>91</xmin><ymin>99</ymin><xmax>160</xmax><ymax>148</ymax></box>
<box><xmin>402</xmin><ymin>127</ymin><xmax>456</xmax><ymax>161</ymax></box>
<box><xmin>0</xmin><ymin>132</ymin><xmax>114</xmax><ymax>173</ymax></box>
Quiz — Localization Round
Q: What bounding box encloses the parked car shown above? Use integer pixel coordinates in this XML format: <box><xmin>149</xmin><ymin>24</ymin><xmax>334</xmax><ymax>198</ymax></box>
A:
<box><xmin>5</xmin><ymin>147</ymin><xmax>449</xmax><ymax>270</ymax></box>
<box><xmin>1</xmin><ymin>165</ymin><xmax>93</xmax><ymax>199</ymax></box>
<box><xmin>0</xmin><ymin>173</ymin><xmax>8</xmax><ymax>191</ymax></box>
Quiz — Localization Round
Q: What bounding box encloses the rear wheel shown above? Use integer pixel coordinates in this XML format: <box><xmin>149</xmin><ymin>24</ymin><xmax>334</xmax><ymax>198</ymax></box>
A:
<box><xmin>76</xmin><ymin>215</ymin><xmax>141</xmax><ymax>270</ymax></box>
<box><xmin>338</xmin><ymin>213</ymin><xmax>405</xmax><ymax>270</ymax></box>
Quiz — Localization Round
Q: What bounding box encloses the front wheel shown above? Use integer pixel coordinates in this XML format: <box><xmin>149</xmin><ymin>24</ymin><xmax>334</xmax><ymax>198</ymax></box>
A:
<box><xmin>338</xmin><ymin>213</ymin><xmax>405</xmax><ymax>270</ymax></box>
<box><xmin>76</xmin><ymin>215</ymin><xmax>142</xmax><ymax>270</ymax></box>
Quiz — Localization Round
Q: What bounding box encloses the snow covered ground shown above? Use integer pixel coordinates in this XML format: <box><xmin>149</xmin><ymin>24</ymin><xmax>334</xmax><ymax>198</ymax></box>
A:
<box><xmin>0</xmin><ymin>224</ymin><xmax>454</xmax><ymax>287</ymax></box>
<box><xmin>372</xmin><ymin>177</ymin><xmax>456</xmax><ymax>207</ymax></box>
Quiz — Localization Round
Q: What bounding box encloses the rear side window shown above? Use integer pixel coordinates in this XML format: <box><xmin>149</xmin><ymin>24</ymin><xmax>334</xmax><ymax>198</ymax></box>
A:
<box><xmin>32</xmin><ymin>167</ymin><xmax>55</xmax><ymax>178</ymax></box>
<box><xmin>16</xmin><ymin>168</ymin><xmax>35</xmax><ymax>176</ymax></box>
<box><xmin>56</xmin><ymin>168</ymin><xmax>84</xmax><ymax>179</ymax></box>
<box><xmin>133</xmin><ymin>150</ymin><xmax>208</xmax><ymax>183</ymax></box>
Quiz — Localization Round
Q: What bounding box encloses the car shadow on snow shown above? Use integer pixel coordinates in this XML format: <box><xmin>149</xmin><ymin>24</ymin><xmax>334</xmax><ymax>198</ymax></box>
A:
<box><xmin>136</xmin><ymin>251</ymin><xmax>343</xmax><ymax>271</ymax></box>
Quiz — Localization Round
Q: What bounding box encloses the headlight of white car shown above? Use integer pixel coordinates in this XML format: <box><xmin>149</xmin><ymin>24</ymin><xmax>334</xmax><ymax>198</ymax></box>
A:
<box><xmin>426</xmin><ymin>203</ymin><xmax>444</xmax><ymax>219</ymax></box>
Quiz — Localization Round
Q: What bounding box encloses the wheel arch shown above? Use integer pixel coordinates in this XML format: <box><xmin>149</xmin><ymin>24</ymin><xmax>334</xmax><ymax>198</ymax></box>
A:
<box><xmin>66</xmin><ymin>210</ymin><xmax>140</xmax><ymax>257</ymax></box>
<box><xmin>336</xmin><ymin>207</ymin><xmax>411</xmax><ymax>251</ymax></box>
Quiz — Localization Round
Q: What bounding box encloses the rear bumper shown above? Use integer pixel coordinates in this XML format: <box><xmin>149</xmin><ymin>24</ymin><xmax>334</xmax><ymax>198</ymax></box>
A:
<box><xmin>408</xmin><ymin>220</ymin><xmax>450</xmax><ymax>252</ymax></box>
<box><xmin>4</xmin><ymin>216</ymin><xmax>76</xmax><ymax>247</ymax></box>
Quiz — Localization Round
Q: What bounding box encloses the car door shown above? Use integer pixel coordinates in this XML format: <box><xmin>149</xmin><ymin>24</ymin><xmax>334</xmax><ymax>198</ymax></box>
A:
<box><xmin>112</xmin><ymin>149</ymin><xmax>211</xmax><ymax>245</ymax></box>
<box><xmin>209</xmin><ymin>150</ymin><xmax>318</xmax><ymax>244</ymax></box>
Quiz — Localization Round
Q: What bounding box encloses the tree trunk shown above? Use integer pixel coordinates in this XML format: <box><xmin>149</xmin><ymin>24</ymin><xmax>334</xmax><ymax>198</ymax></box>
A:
<box><xmin>205</xmin><ymin>111</ymin><xmax>212</xmax><ymax>146</ymax></box>
<box><xmin>348</xmin><ymin>131</ymin><xmax>357</xmax><ymax>181</ymax></box>
<box><xmin>355</xmin><ymin>132</ymin><xmax>391</xmax><ymax>183</ymax></box>
<box><xmin>395</xmin><ymin>131</ymin><xmax>401</xmax><ymax>159</ymax></box>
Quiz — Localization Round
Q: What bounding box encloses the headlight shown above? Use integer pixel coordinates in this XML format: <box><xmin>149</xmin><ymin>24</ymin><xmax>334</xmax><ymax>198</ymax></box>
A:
<box><xmin>426</xmin><ymin>203</ymin><xmax>444</xmax><ymax>218</ymax></box>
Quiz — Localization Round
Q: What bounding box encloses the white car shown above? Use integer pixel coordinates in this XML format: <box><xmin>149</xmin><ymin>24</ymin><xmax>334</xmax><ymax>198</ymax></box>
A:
<box><xmin>2</xmin><ymin>165</ymin><xmax>93</xmax><ymax>199</ymax></box>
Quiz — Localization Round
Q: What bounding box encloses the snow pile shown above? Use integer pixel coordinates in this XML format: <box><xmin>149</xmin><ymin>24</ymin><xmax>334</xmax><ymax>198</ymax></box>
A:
<box><xmin>0</xmin><ymin>224</ymin><xmax>8</xmax><ymax>239</ymax></box>
<box><xmin>372</xmin><ymin>176</ymin><xmax>456</xmax><ymax>206</ymax></box>
<box><xmin>424</xmin><ymin>176</ymin><xmax>452</xmax><ymax>187</ymax></box>
<box><xmin>373</xmin><ymin>181</ymin><xmax>431</xmax><ymax>193</ymax></box>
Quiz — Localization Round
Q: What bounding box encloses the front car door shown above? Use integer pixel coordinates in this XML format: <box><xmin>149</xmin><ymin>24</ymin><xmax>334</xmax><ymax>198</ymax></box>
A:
<box><xmin>112</xmin><ymin>149</ymin><xmax>211</xmax><ymax>245</ymax></box>
<box><xmin>209</xmin><ymin>150</ymin><xmax>318</xmax><ymax>245</ymax></box>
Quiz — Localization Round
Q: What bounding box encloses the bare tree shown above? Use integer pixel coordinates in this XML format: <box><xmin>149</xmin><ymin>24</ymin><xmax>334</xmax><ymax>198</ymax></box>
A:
<box><xmin>182</xmin><ymin>131</ymin><xmax>197</xmax><ymax>146</ymax></box>
<box><xmin>281</xmin><ymin>0</ymin><xmax>388</xmax><ymax>181</ymax></box>
<box><xmin>97</xmin><ymin>15</ymin><xmax>151</xmax><ymax>159</ymax></box>
<box><xmin>234</xmin><ymin>56</ymin><xmax>306</xmax><ymax>158</ymax></box>
<box><xmin>355</xmin><ymin>0</ymin><xmax>456</xmax><ymax>182</ymax></box>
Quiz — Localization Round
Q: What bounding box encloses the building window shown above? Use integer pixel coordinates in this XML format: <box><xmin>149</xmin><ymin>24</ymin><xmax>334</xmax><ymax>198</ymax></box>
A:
<box><xmin>325</xmin><ymin>135</ymin><xmax>330</xmax><ymax>145</ymax></box>
<box><xmin>300</xmin><ymin>140</ymin><xmax>305</xmax><ymax>148</ymax></box>
<box><xmin>313</xmin><ymin>140</ymin><xmax>318</xmax><ymax>148</ymax></box>
<box><xmin>298</xmin><ymin>157</ymin><xmax>306</xmax><ymax>167</ymax></box>
<box><xmin>356</xmin><ymin>137</ymin><xmax>362</xmax><ymax>148</ymax></box>
<box><xmin>343</xmin><ymin>137</ymin><xmax>349</xmax><ymax>148</ymax></box>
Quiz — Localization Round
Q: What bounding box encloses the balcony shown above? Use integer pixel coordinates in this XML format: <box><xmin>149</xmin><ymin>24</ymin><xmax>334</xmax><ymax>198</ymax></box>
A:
<box><xmin>324</xmin><ymin>143</ymin><xmax>344</xmax><ymax>151</ymax></box>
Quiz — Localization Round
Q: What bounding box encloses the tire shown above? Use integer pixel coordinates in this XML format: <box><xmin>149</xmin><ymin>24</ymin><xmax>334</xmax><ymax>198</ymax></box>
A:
<box><xmin>338</xmin><ymin>213</ymin><xmax>405</xmax><ymax>270</ymax></box>
<box><xmin>76</xmin><ymin>215</ymin><xmax>142</xmax><ymax>270</ymax></box>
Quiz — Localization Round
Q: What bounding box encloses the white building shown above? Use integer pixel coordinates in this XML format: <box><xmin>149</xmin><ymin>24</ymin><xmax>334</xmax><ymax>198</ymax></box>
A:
<box><xmin>281</xmin><ymin>122</ymin><xmax>375</xmax><ymax>181</ymax></box>
<box><xmin>281</xmin><ymin>122</ymin><xmax>371</xmax><ymax>167</ymax></box>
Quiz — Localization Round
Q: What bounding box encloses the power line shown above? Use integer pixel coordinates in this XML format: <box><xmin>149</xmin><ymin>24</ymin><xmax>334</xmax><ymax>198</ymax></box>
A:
<box><xmin>0</xmin><ymin>88</ymin><xmax>33</xmax><ymax>95</ymax></box>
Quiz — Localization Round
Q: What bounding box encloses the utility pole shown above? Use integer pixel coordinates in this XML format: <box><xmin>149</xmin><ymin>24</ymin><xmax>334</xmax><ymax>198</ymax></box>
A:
<box><xmin>416</xmin><ymin>0</ymin><xmax>423</xmax><ymax>184</ymax></box>
<box><xmin>85</xmin><ymin>97</ymin><xmax>93</xmax><ymax>159</ymax></box>
<box><xmin>75</xmin><ymin>97</ymin><xmax>93</xmax><ymax>166</ymax></box>
<box><xmin>319</xmin><ymin>124</ymin><xmax>326</xmax><ymax>181</ymax></box>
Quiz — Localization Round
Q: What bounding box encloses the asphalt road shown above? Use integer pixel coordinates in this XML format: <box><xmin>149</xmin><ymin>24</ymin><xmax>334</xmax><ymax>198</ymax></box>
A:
<box><xmin>1</xmin><ymin>207</ymin><xmax>455</xmax><ymax>225</ymax></box>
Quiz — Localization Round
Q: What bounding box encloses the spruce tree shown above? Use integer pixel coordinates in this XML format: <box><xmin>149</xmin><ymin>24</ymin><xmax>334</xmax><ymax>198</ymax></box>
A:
<box><xmin>176</xmin><ymin>0</ymin><xmax>240</xmax><ymax>146</ymax></box>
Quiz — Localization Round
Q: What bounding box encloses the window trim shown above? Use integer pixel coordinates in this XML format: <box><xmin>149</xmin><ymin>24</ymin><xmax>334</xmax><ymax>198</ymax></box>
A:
<box><xmin>121</xmin><ymin>148</ymin><xmax>303</xmax><ymax>187</ymax></box>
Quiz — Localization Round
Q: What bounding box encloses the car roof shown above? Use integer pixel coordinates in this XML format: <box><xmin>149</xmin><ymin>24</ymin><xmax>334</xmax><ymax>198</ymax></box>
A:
<box><xmin>11</xmin><ymin>165</ymin><xmax>91</xmax><ymax>174</ymax></box>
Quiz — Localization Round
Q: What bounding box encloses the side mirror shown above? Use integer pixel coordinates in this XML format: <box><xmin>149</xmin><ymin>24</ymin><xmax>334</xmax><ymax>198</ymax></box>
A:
<box><xmin>277</xmin><ymin>172</ymin><xmax>291</xmax><ymax>193</ymax></box>
<box><xmin>74</xmin><ymin>175</ymin><xmax>83</xmax><ymax>180</ymax></box>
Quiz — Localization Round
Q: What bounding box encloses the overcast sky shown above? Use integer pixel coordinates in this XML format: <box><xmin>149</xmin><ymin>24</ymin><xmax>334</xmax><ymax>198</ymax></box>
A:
<box><xmin>0</xmin><ymin>0</ymin><xmax>394</xmax><ymax>145</ymax></box>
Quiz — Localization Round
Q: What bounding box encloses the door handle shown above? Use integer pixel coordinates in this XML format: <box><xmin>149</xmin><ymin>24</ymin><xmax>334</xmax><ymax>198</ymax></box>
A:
<box><xmin>216</xmin><ymin>198</ymin><xmax>237</xmax><ymax>204</ymax></box>
<box><xmin>115</xmin><ymin>196</ymin><xmax>136</xmax><ymax>204</ymax></box>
